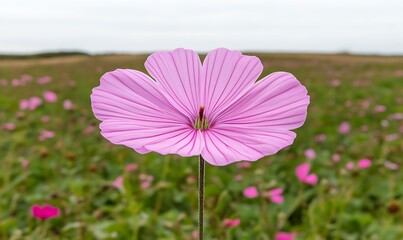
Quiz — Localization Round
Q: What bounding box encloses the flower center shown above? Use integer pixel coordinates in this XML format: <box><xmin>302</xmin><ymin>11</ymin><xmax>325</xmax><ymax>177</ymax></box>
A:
<box><xmin>194</xmin><ymin>106</ymin><xmax>209</xmax><ymax>130</ymax></box>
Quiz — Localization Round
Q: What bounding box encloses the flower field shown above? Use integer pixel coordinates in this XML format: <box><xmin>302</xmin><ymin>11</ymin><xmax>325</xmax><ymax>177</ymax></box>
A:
<box><xmin>0</xmin><ymin>53</ymin><xmax>402</xmax><ymax>239</ymax></box>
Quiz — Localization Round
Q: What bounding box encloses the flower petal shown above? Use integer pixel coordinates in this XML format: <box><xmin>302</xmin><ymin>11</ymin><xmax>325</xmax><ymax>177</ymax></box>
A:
<box><xmin>145</xmin><ymin>48</ymin><xmax>202</xmax><ymax>120</ymax></box>
<box><xmin>91</xmin><ymin>69</ymin><xmax>201</xmax><ymax>156</ymax></box>
<box><xmin>295</xmin><ymin>163</ymin><xmax>310</xmax><ymax>179</ymax></box>
<box><xmin>201</xmin><ymin>48</ymin><xmax>263</xmax><ymax>122</ymax></box>
<box><xmin>214</xmin><ymin>72</ymin><xmax>310</xmax><ymax>130</ymax></box>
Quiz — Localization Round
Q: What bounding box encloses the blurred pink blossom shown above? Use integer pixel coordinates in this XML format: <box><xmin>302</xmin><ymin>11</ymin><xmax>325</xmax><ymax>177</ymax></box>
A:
<box><xmin>374</xmin><ymin>105</ymin><xmax>386</xmax><ymax>113</ymax></box>
<box><xmin>236</xmin><ymin>162</ymin><xmax>252</xmax><ymax>169</ymax></box>
<box><xmin>357</xmin><ymin>159</ymin><xmax>371</xmax><ymax>169</ymax></box>
<box><xmin>12</xmin><ymin>79</ymin><xmax>20</xmax><ymax>87</ymax></box>
<box><xmin>192</xmin><ymin>230</ymin><xmax>198</xmax><ymax>239</ymax></box>
<box><xmin>295</xmin><ymin>163</ymin><xmax>318</xmax><ymax>185</ymax></box>
<box><xmin>338</xmin><ymin>122</ymin><xmax>350</xmax><ymax>135</ymax></box>
<box><xmin>41</xmin><ymin>115</ymin><xmax>50</xmax><ymax>123</ymax></box>
<box><xmin>275</xmin><ymin>232</ymin><xmax>297</xmax><ymax>240</ymax></box>
<box><xmin>269</xmin><ymin>188</ymin><xmax>284</xmax><ymax>204</ymax></box>
<box><xmin>140</xmin><ymin>181</ymin><xmax>151</xmax><ymax>189</ymax></box>
<box><xmin>43</xmin><ymin>91</ymin><xmax>58</xmax><ymax>103</ymax></box>
<box><xmin>315</xmin><ymin>134</ymin><xmax>326</xmax><ymax>142</ymax></box>
<box><xmin>37</xmin><ymin>76</ymin><xmax>52</xmax><ymax>85</ymax></box>
<box><xmin>125</xmin><ymin>163</ymin><xmax>138</xmax><ymax>172</ymax></box>
<box><xmin>330</xmin><ymin>79</ymin><xmax>340</xmax><ymax>87</ymax></box>
<box><xmin>222</xmin><ymin>218</ymin><xmax>240</xmax><ymax>228</ymax></box>
<box><xmin>63</xmin><ymin>99</ymin><xmax>75</xmax><ymax>110</ymax></box>
<box><xmin>31</xmin><ymin>204</ymin><xmax>60</xmax><ymax>220</ymax></box>
<box><xmin>19</xmin><ymin>99</ymin><xmax>29</xmax><ymax>110</ymax></box>
<box><xmin>234</xmin><ymin>174</ymin><xmax>243</xmax><ymax>182</ymax></box>
<box><xmin>385</xmin><ymin>134</ymin><xmax>398</xmax><ymax>142</ymax></box>
<box><xmin>384</xmin><ymin>161</ymin><xmax>398</xmax><ymax>170</ymax></box>
<box><xmin>304</xmin><ymin>148</ymin><xmax>316</xmax><ymax>161</ymax></box>
<box><xmin>83</xmin><ymin>125</ymin><xmax>96</xmax><ymax>135</ymax></box>
<box><xmin>21</xmin><ymin>158</ymin><xmax>29</xmax><ymax>169</ymax></box>
<box><xmin>28</xmin><ymin>96</ymin><xmax>42</xmax><ymax>110</ymax></box>
<box><xmin>360</xmin><ymin>125</ymin><xmax>368</xmax><ymax>132</ymax></box>
<box><xmin>38</xmin><ymin>129</ymin><xmax>55</xmax><ymax>141</ymax></box>
<box><xmin>243</xmin><ymin>186</ymin><xmax>259</xmax><ymax>198</ymax></box>
<box><xmin>3</xmin><ymin>123</ymin><xmax>16</xmax><ymax>131</ymax></box>
<box><xmin>345</xmin><ymin>162</ymin><xmax>354</xmax><ymax>170</ymax></box>
<box><xmin>332</xmin><ymin>154</ymin><xmax>340</xmax><ymax>162</ymax></box>
<box><xmin>112</xmin><ymin>176</ymin><xmax>123</xmax><ymax>189</ymax></box>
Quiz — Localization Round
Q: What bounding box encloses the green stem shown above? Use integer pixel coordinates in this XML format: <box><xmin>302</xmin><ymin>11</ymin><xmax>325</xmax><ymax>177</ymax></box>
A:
<box><xmin>198</xmin><ymin>155</ymin><xmax>205</xmax><ymax>240</ymax></box>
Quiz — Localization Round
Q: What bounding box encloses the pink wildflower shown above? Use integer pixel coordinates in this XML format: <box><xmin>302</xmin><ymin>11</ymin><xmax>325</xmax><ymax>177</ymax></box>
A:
<box><xmin>31</xmin><ymin>204</ymin><xmax>60</xmax><ymax>220</ymax></box>
<box><xmin>243</xmin><ymin>186</ymin><xmax>259</xmax><ymax>198</ymax></box>
<box><xmin>295</xmin><ymin>163</ymin><xmax>318</xmax><ymax>185</ymax></box>
<box><xmin>331</xmin><ymin>154</ymin><xmax>340</xmax><ymax>162</ymax></box>
<box><xmin>21</xmin><ymin>158</ymin><xmax>29</xmax><ymax>169</ymax></box>
<box><xmin>304</xmin><ymin>148</ymin><xmax>316</xmax><ymax>161</ymax></box>
<box><xmin>41</xmin><ymin>115</ymin><xmax>50</xmax><ymax>123</ymax></box>
<box><xmin>3</xmin><ymin>123</ymin><xmax>16</xmax><ymax>131</ymax></box>
<box><xmin>28</xmin><ymin>96</ymin><xmax>42</xmax><ymax>110</ymax></box>
<box><xmin>37</xmin><ymin>76</ymin><xmax>52</xmax><ymax>84</ymax></box>
<box><xmin>38</xmin><ymin>130</ymin><xmax>55</xmax><ymax>141</ymax></box>
<box><xmin>269</xmin><ymin>188</ymin><xmax>284</xmax><ymax>204</ymax></box>
<box><xmin>63</xmin><ymin>99</ymin><xmax>75</xmax><ymax>110</ymax></box>
<box><xmin>90</xmin><ymin>48</ymin><xmax>309</xmax><ymax>166</ymax></box>
<box><xmin>112</xmin><ymin>176</ymin><xmax>124</xmax><ymax>189</ymax></box>
<box><xmin>357</xmin><ymin>159</ymin><xmax>371</xmax><ymax>169</ymax></box>
<box><xmin>43</xmin><ymin>91</ymin><xmax>58</xmax><ymax>103</ymax></box>
<box><xmin>20</xmin><ymin>99</ymin><xmax>29</xmax><ymax>110</ymax></box>
<box><xmin>125</xmin><ymin>163</ymin><xmax>138</xmax><ymax>172</ymax></box>
<box><xmin>275</xmin><ymin>232</ymin><xmax>297</xmax><ymax>240</ymax></box>
<box><xmin>222</xmin><ymin>218</ymin><xmax>240</xmax><ymax>228</ymax></box>
<box><xmin>338</xmin><ymin>121</ymin><xmax>350</xmax><ymax>135</ymax></box>
<box><xmin>314</xmin><ymin>134</ymin><xmax>326</xmax><ymax>142</ymax></box>
<box><xmin>236</xmin><ymin>162</ymin><xmax>252</xmax><ymax>169</ymax></box>
<box><xmin>345</xmin><ymin>162</ymin><xmax>354</xmax><ymax>170</ymax></box>
<box><xmin>374</xmin><ymin>105</ymin><xmax>386</xmax><ymax>113</ymax></box>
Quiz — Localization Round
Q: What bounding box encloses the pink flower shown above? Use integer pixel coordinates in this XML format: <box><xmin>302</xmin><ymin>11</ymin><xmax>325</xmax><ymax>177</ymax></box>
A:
<box><xmin>374</xmin><ymin>105</ymin><xmax>386</xmax><ymax>113</ymax></box>
<box><xmin>31</xmin><ymin>204</ymin><xmax>60</xmax><ymax>220</ymax></box>
<box><xmin>28</xmin><ymin>96</ymin><xmax>42</xmax><ymax>110</ymax></box>
<box><xmin>331</xmin><ymin>154</ymin><xmax>340</xmax><ymax>162</ymax></box>
<box><xmin>38</xmin><ymin>130</ymin><xmax>55</xmax><ymax>141</ymax></box>
<box><xmin>12</xmin><ymin>79</ymin><xmax>20</xmax><ymax>87</ymax></box>
<box><xmin>314</xmin><ymin>134</ymin><xmax>326</xmax><ymax>142</ymax></box>
<box><xmin>345</xmin><ymin>162</ymin><xmax>354</xmax><ymax>170</ymax></box>
<box><xmin>41</xmin><ymin>115</ymin><xmax>50</xmax><ymax>123</ymax></box>
<box><xmin>63</xmin><ymin>99</ymin><xmax>75</xmax><ymax>110</ymax></box>
<box><xmin>140</xmin><ymin>181</ymin><xmax>151</xmax><ymax>189</ymax></box>
<box><xmin>357</xmin><ymin>158</ymin><xmax>371</xmax><ymax>169</ymax></box>
<box><xmin>236</xmin><ymin>162</ymin><xmax>252</xmax><ymax>169</ymax></box>
<box><xmin>20</xmin><ymin>99</ymin><xmax>29</xmax><ymax>110</ymax></box>
<box><xmin>90</xmin><ymin>48</ymin><xmax>309</xmax><ymax>166</ymax></box>
<box><xmin>295</xmin><ymin>163</ymin><xmax>318</xmax><ymax>185</ymax></box>
<box><xmin>384</xmin><ymin>160</ymin><xmax>398</xmax><ymax>170</ymax></box>
<box><xmin>21</xmin><ymin>158</ymin><xmax>29</xmax><ymax>169</ymax></box>
<box><xmin>338</xmin><ymin>121</ymin><xmax>350</xmax><ymax>135</ymax></box>
<box><xmin>222</xmin><ymin>218</ymin><xmax>240</xmax><ymax>228</ymax></box>
<box><xmin>330</xmin><ymin>79</ymin><xmax>340</xmax><ymax>87</ymax></box>
<box><xmin>234</xmin><ymin>174</ymin><xmax>243</xmax><ymax>181</ymax></box>
<box><xmin>3</xmin><ymin>123</ymin><xmax>16</xmax><ymax>131</ymax></box>
<box><xmin>125</xmin><ymin>163</ymin><xmax>138</xmax><ymax>172</ymax></box>
<box><xmin>37</xmin><ymin>76</ymin><xmax>52</xmax><ymax>85</ymax></box>
<box><xmin>304</xmin><ymin>148</ymin><xmax>316</xmax><ymax>161</ymax></box>
<box><xmin>112</xmin><ymin>176</ymin><xmax>124</xmax><ymax>189</ymax></box>
<box><xmin>83</xmin><ymin>125</ymin><xmax>96</xmax><ymax>135</ymax></box>
<box><xmin>43</xmin><ymin>91</ymin><xmax>58</xmax><ymax>103</ymax></box>
<box><xmin>269</xmin><ymin>188</ymin><xmax>284</xmax><ymax>204</ymax></box>
<box><xmin>275</xmin><ymin>232</ymin><xmax>297</xmax><ymax>240</ymax></box>
<box><xmin>243</xmin><ymin>186</ymin><xmax>259</xmax><ymax>198</ymax></box>
<box><xmin>192</xmin><ymin>230</ymin><xmax>198</xmax><ymax>239</ymax></box>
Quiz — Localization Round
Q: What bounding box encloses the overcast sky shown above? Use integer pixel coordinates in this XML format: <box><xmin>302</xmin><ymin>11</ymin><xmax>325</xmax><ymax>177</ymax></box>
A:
<box><xmin>1</xmin><ymin>0</ymin><xmax>402</xmax><ymax>55</ymax></box>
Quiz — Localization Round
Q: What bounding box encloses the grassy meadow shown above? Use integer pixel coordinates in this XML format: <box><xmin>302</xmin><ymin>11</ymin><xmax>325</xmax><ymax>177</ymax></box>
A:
<box><xmin>0</xmin><ymin>53</ymin><xmax>402</xmax><ymax>240</ymax></box>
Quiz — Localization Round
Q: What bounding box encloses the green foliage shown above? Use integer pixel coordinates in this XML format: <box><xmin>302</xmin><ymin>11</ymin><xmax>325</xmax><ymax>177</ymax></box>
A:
<box><xmin>0</xmin><ymin>54</ymin><xmax>402</xmax><ymax>239</ymax></box>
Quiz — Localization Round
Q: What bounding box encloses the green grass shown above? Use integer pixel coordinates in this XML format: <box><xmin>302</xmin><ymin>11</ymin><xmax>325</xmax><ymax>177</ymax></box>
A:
<box><xmin>0</xmin><ymin>53</ymin><xmax>402</xmax><ymax>240</ymax></box>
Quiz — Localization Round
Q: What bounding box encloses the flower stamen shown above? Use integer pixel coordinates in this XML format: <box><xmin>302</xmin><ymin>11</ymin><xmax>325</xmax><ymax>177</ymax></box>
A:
<box><xmin>194</xmin><ymin>106</ymin><xmax>208</xmax><ymax>130</ymax></box>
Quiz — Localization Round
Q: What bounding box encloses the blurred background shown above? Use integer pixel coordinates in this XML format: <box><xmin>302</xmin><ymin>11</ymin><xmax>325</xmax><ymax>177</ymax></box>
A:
<box><xmin>0</xmin><ymin>0</ymin><xmax>402</xmax><ymax>239</ymax></box>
